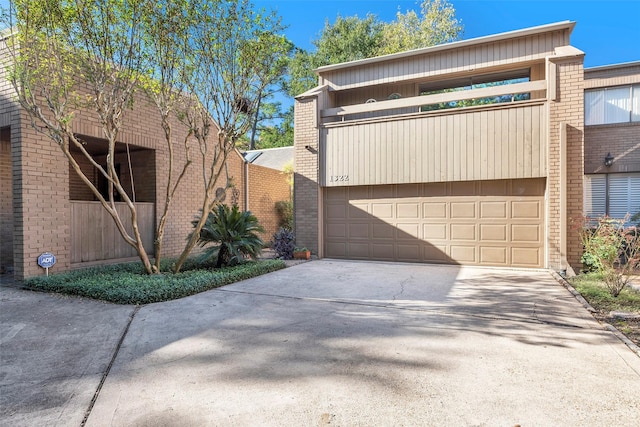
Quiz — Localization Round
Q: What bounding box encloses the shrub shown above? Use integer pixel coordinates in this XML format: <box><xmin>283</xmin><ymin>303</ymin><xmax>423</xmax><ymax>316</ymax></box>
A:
<box><xmin>275</xmin><ymin>200</ymin><xmax>293</xmax><ymax>230</ymax></box>
<box><xmin>575</xmin><ymin>215</ymin><xmax>640</xmax><ymax>297</ymax></box>
<box><xmin>272</xmin><ymin>227</ymin><xmax>295</xmax><ymax>259</ymax></box>
<box><xmin>192</xmin><ymin>204</ymin><xmax>264</xmax><ymax>268</ymax></box>
<box><xmin>25</xmin><ymin>259</ymin><xmax>286</xmax><ymax>304</ymax></box>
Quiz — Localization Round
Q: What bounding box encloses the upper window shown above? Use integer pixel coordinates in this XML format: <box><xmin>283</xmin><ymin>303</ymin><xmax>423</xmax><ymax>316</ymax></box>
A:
<box><xmin>419</xmin><ymin>68</ymin><xmax>531</xmax><ymax>112</ymax></box>
<box><xmin>585</xmin><ymin>85</ymin><xmax>640</xmax><ymax>125</ymax></box>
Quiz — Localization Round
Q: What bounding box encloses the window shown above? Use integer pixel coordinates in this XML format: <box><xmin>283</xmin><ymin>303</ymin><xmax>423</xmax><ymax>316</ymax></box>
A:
<box><xmin>584</xmin><ymin>173</ymin><xmax>640</xmax><ymax>219</ymax></box>
<box><xmin>585</xmin><ymin>85</ymin><xmax>640</xmax><ymax>125</ymax></box>
<box><xmin>419</xmin><ymin>68</ymin><xmax>531</xmax><ymax>112</ymax></box>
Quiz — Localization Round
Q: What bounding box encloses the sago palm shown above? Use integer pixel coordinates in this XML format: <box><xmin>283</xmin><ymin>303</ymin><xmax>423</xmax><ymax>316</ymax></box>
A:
<box><xmin>192</xmin><ymin>204</ymin><xmax>264</xmax><ymax>268</ymax></box>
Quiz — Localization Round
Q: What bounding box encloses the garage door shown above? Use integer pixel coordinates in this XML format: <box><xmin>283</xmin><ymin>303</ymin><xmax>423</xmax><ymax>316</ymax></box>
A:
<box><xmin>324</xmin><ymin>179</ymin><xmax>545</xmax><ymax>268</ymax></box>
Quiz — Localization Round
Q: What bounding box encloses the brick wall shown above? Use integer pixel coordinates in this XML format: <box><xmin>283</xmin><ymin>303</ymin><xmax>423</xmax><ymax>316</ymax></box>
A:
<box><xmin>548</xmin><ymin>58</ymin><xmax>585</xmax><ymax>270</ymax></box>
<box><xmin>0</xmin><ymin>130</ymin><xmax>12</xmax><ymax>271</ymax></box>
<box><xmin>584</xmin><ymin>123</ymin><xmax>640</xmax><ymax>175</ymax></box>
<box><xmin>1</xmin><ymin>38</ymin><xmax>251</xmax><ymax>278</ymax></box>
<box><xmin>293</xmin><ymin>97</ymin><xmax>320</xmax><ymax>254</ymax></box>
<box><xmin>247</xmin><ymin>163</ymin><xmax>291</xmax><ymax>242</ymax></box>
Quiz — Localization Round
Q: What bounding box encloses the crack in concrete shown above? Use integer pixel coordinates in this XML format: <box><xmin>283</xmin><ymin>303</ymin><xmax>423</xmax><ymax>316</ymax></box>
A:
<box><xmin>81</xmin><ymin>305</ymin><xmax>139</xmax><ymax>426</ymax></box>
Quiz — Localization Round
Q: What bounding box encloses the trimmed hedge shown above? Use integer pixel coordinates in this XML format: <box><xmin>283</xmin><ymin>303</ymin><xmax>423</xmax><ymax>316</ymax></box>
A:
<box><xmin>25</xmin><ymin>259</ymin><xmax>286</xmax><ymax>305</ymax></box>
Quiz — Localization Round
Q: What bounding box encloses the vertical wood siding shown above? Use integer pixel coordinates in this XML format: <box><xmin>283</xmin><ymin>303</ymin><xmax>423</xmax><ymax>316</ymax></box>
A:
<box><xmin>322</xmin><ymin>31</ymin><xmax>568</xmax><ymax>91</ymax></box>
<box><xmin>323</xmin><ymin>103</ymin><xmax>547</xmax><ymax>186</ymax></box>
<box><xmin>70</xmin><ymin>201</ymin><xmax>155</xmax><ymax>263</ymax></box>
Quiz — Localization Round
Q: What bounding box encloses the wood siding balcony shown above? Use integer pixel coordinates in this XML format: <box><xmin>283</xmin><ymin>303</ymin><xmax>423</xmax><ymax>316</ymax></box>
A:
<box><xmin>321</xmin><ymin>101</ymin><xmax>547</xmax><ymax>187</ymax></box>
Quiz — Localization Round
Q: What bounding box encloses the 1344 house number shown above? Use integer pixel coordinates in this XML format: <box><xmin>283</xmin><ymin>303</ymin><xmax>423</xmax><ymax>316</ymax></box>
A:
<box><xmin>329</xmin><ymin>175</ymin><xmax>349</xmax><ymax>183</ymax></box>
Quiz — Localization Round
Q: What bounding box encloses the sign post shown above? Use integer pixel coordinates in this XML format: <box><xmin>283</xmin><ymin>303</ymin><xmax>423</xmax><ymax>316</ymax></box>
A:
<box><xmin>37</xmin><ymin>252</ymin><xmax>56</xmax><ymax>277</ymax></box>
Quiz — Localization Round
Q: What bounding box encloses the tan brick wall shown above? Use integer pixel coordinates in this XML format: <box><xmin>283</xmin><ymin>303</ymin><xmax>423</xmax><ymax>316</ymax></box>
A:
<box><xmin>548</xmin><ymin>58</ymin><xmax>585</xmax><ymax>270</ymax></box>
<box><xmin>0</xmin><ymin>131</ymin><xmax>12</xmax><ymax>270</ymax></box>
<box><xmin>584</xmin><ymin>123</ymin><xmax>640</xmax><ymax>175</ymax></box>
<box><xmin>1</xmin><ymin>39</ymin><xmax>250</xmax><ymax>279</ymax></box>
<box><xmin>247</xmin><ymin>163</ymin><xmax>291</xmax><ymax>242</ymax></box>
<box><xmin>293</xmin><ymin>97</ymin><xmax>320</xmax><ymax>254</ymax></box>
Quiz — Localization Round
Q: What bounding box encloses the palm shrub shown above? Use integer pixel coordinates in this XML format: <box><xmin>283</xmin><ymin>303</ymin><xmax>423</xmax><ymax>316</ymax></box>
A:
<box><xmin>192</xmin><ymin>204</ymin><xmax>264</xmax><ymax>268</ymax></box>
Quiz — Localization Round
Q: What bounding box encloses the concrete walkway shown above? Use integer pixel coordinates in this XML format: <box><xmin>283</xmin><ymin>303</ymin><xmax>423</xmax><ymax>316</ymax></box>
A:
<box><xmin>2</xmin><ymin>260</ymin><xmax>639</xmax><ymax>426</ymax></box>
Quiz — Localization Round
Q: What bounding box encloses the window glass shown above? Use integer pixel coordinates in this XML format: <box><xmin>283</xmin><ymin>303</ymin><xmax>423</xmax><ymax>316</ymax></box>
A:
<box><xmin>583</xmin><ymin>174</ymin><xmax>606</xmax><ymax>217</ymax></box>
<box><xmin>585</xmin><ymin>90</ymin><xmax>604</xmax><ymax>125</ymax></box>
<box><xmin>604</xmin><ymin>87</ymin><xmax>631</xmax><ymax>124</ymax></box>
<box><xmin>632</xmin><ymin>85</ymin><xmax>640</xmax><ymax>122</ymax></box>
<box><xmin>609</xmin><ymin>174</ymin><xmax>640</xmax><ymax>220</ymax></box>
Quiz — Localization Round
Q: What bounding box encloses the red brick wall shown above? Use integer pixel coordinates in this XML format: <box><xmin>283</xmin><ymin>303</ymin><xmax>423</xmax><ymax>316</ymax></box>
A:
<box><xmin>247</xmin><ymin>162</ymin><xmax>291</xmax><ymax>242</ymax></box>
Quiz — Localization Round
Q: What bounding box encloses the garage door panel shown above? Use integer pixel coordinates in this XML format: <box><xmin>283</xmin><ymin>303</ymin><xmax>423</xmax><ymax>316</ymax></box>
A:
<box><xmin>348</xmin><ymin>203</ymin><xmax>370</xmax><ymax>218</ymax></box>
<box><xmin>450</xmin><ymin>224</ymin><xmax>476</xmax><ymax>240</ymax></box>
<box><xmin>397</xmin><ymin>223</ymin><xmax>420</xmax><ymax>238</ymax></box>
<box><xmin>450</xmin><ymin>245</ymin><xmax>476</xmax><ymax>263</ymax></box>
<box><xmin>372</xmin><ymin>223</ymin><xmax>395</xmax><ymax>239</ymax></box>
<box><xmin>512</xmin><ymin>247</ymin><xmax>542</xmax><ymax>267</ymax></box>
<box><xmin>397</xmin><ymin>244</ymin><xmax>421</xmax><ymax>261</ymax></box>
<box><xmin>397</xmin><ymin>203</ymin><xmax>420</xmax><ymax>218</ymax></box>
<box><xmin>480</xmin><ymin>246</ymin><xmax>508</xmax><ymax>265</ymax></box>
<box><xmin>326</xmin><ymin>204</ymin><xmax>347</xmax><ymax>220</ymax></box>
<box><xmin>348</xmin><ymin>242</ymin><xmax>370</xmax><ymax>258</ymax></box>
<box><xmin>450</xmin><ymin>202</ymin><xmax>476</xmax><ymax>219</ymax></box>
<box><xmin>424</xmin><ymin>224</ymin><xmax>447</xmax><ymax>240</ymax></box>
<box><xmin>511</xmin><ymin>224</ymin><xmax>541</xmax><ymax>243</ymax></box>
<box><xmin>512</xmin><ymin>200</ymin><xmax>542</xmax><ymax>219</ymax></box>
<box><xmin>480</xmin><ymin>201</ymin><xmax>507</xmax><ymax>219</ymax></box>
<box><xmin>326</xmin><ymin>223</ymin><xmax>346</xmax><ymax>238</ymax></box>
<box><xmin>348</xmin><ymin>223</ymin><xmax>369</xmax><ymax>239</ymax></box>
<box><xmin>372</xmin><ymin>203</ymin><xmax>393</xmax><ymax>218</ymax></box>
<box><xmin>423</xmin><ymin>202</ymin><xmax>447</xmax><ymax>218</ymax></box>
<box><xmin>480</xmin><ymin>224</ymin><xmax>507</xmax><ymax>241</ymax></box>
<box><xmin>372</xmin><ymin>244</ymin><xmax>394</xmax><ymax>260</ymax></box>
<box><xmin>324</xmin><ymin>179</ymin><xmax>544</xmax><ymax>268</ymax></box>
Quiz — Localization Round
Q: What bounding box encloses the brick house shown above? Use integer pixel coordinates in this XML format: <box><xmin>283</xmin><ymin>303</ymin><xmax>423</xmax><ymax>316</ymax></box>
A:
<box><xmin>0</xmin><ymin>40</ymin><xmax>289</xmax><ymax>281</ymax></box>
<box><xmin>294</xmin><ymin>21</ymin><xmax>638</xmax><ymax>272</ymax></box>
<box><xmin>583</xmin><ymin>61</ymin><xmax>640</xmax><ymax>220</ymax></box>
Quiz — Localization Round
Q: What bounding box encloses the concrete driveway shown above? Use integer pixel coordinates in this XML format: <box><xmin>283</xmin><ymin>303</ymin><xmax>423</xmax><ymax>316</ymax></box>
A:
<box><xmin>2</xmin><ymin>260</ymin><xmax>640</xmax><ymax>426</ymax></box>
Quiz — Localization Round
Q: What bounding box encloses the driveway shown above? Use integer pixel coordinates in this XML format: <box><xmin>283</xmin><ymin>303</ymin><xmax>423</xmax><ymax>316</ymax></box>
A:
<box><xmin>2</xmin><ymin>260</ymin><xmax>640</xmax><ymax>426</ymax></box>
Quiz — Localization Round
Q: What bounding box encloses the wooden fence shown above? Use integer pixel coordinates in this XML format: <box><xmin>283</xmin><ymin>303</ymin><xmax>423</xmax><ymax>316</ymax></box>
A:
<box><xmin>70</xmin><ymin>201</ymin><xmax>155</xmax><ymax>264</ymax></box>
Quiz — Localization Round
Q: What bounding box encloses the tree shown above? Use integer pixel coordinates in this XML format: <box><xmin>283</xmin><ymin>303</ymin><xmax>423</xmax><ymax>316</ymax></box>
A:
<box><xmin>5</xmin><ymin>0</ymin><xmax>159</xmax><ymax>274</ymax></box>
<box><xmin>287</xmin><ymin>0</ymin><xmax>463</xmax><ymax>97</ymax></box>
<box><xmin>172</xmin><ymin>0</ymin><xmax>289</xmax><ymax>272</ymax></box>
<box><xmin>379</xmin><ymin>0</ymin><xmax>463</xmax><ymax>55</ymax></box>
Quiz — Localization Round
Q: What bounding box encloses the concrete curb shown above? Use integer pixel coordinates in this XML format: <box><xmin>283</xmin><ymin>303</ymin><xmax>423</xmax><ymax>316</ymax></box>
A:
<box><xmin>550</xmin><ymin>271</ymin><xmax>640</xmax><ymax>357</ymax></box>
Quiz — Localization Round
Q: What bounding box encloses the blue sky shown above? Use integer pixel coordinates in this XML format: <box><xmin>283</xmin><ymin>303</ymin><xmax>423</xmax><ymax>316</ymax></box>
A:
<box><xmin>256</xmin><ymin>0</ymin><xmax>639</xmax><ymax>68</ymax></box>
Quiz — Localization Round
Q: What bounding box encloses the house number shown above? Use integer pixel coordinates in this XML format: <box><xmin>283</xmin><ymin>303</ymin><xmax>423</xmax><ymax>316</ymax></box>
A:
<box><xmin>330</xmin><ymin>175</ymin><xmax>349</xmax><ymax>182</ymax></box>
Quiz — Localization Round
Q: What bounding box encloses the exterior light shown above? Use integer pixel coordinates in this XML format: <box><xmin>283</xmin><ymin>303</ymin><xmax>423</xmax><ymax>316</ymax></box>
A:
<box><xmin>604</xmin><ymin>152</ymin><xmax>614</xmax><ymax>167</ymax></box>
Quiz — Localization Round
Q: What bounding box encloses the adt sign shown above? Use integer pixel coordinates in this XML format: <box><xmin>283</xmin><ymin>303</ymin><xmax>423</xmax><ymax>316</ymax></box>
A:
<box><xmin>38</xmin><ymin>252</ymin><xmax>56</xmax><ymax>269</ymax></box>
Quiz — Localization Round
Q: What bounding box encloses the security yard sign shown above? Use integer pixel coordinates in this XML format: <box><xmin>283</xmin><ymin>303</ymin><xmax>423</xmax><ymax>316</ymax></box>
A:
<box><xmin>38</xmin><ymin>252</ymin><xmax>56</xmax><ymax>276</ymax></box>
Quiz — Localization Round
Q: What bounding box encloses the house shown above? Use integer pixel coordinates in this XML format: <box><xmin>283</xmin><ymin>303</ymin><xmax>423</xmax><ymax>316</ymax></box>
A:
<box><xmin>294</xmin><ymin>21</ymin><xmax>638</xmax><ymax>272</ymax></box>
<box><xmin>583</xmin><ymin>61</ymin><xmax>640</xmax><ymax>220</ymax></box>
<box><xmin>0</xmin><ymin>38</ymin><xmax>289</xmax><ymax>281</ymax></box>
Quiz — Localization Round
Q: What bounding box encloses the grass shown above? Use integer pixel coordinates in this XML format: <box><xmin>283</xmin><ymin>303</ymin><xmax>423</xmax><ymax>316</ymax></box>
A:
<box><xmin>569</xmin><ymin>273</ymin><xmax>640</xmax><ymax>313</ymax></box>
<box><xmin>25</xmin><ymin>258</ymin><xmax>286</xmax><ymax>305</ymax></box>
<box><xmin>569</xmin><ymin>273</ymin><xmax>640</xmax><ymax>347</ymax></box>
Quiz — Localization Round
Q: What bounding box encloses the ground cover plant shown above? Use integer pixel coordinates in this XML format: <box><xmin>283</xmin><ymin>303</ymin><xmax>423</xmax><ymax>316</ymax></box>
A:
<box><xmin>569</xmin><ymin>273</ymin><xmax>640</xmax><ymax>347</ymax></box>
<box><xmin>25</xmin><ymin>258</ymin><xmax>285</xmax><ymax>305</ymax></box>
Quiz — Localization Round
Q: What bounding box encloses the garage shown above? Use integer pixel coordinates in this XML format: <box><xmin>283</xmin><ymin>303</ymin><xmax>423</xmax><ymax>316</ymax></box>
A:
<box><xmin>324</xmin><ymin>178</ymin><xmax>545</xmax><ymax>268</ymax></box>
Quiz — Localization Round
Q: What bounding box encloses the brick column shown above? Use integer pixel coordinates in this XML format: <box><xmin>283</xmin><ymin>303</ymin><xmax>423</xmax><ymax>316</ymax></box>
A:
<box><xmin>293</xmin><ymin>97</ymin><xmax>320</xmax><ymax>254</ymax></box>
<box><xmin>548</xmin><ymin>57</ymin><xmax>585</xmax><ymax>271</ymax></box>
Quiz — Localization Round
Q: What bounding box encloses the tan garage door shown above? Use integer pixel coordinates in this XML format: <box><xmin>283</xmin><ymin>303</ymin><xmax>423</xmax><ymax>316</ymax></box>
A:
<box><xmin>324</xmin><ymin>179</ymin><xmax>545</xmax><ymax>268</ymax></box>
